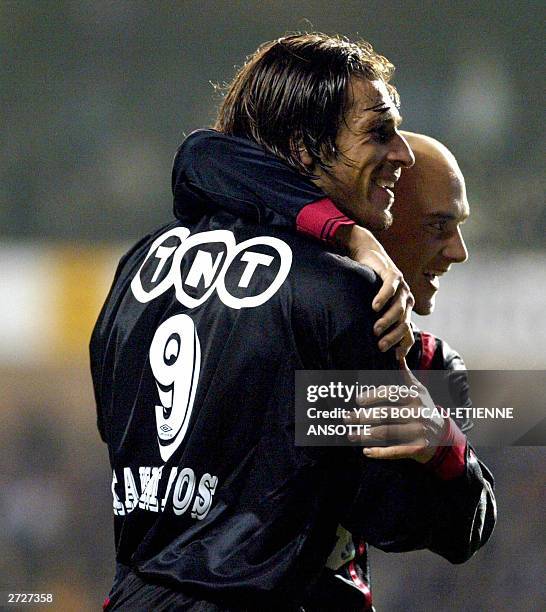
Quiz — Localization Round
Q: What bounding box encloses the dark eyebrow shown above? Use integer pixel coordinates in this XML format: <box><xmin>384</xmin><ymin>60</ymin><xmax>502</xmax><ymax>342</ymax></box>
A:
<box><xmin>366</xmin><ymin>112</ymin><xmax>402</xmax><ymax>130</ymax></box>
<box><xmin>425</xmin><ymin>211</ymin><xmax>470</xmax><ymax>222</ymax></box>
<box><xmin>362</xmin><ymin>102</ymin><xmax>391</xmax><ymax>113</ymax></box>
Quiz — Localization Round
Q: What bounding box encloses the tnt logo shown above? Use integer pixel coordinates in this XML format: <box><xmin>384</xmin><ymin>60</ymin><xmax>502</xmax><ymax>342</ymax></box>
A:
<box><xmin>131</xmin><ymin>227</ymin><xmax>292</xmax><ymax>310</ymax></box>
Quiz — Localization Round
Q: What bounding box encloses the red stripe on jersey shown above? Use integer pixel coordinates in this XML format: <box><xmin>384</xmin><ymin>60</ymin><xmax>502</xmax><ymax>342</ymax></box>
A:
<box><xmin>426</xmin><ymin>418</ymin><xmax>467</xmax><ymax>480</ymax></box>
<box><xmin>348</xmin><ymin>560</ymin><xmax>373</xmax><ymax>609</ymax></box>
<box><xmin>419</xmin><ymin>331</ymin><xmax>437</xmax><ymax>369</ymax></box>
<box><xmin>296</xmin><ymin>198</ymin><xmax>354</xmax><ymax>242</ymax></box>
<box><xmin>357</xmin><ymin>538</ymin><xmax>367</xmax><ymax>557</ymax></box>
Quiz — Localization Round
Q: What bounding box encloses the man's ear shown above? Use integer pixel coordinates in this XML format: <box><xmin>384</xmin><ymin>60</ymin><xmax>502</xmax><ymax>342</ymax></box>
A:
<box><xmin>292</xmin><ymin>138</ymin><xmax>316</xmax><ymax>170</ymax></box>
<box><xmin>299</xmin><ymin>147</ymin><xmax>314</xmax><ymax>168</ymax></box>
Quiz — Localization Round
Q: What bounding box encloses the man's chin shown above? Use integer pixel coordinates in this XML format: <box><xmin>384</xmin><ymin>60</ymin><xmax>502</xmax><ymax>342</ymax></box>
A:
<box><xmin>365</xmin><ymin>209</ymin><xmax>393</xmax><ymax>232</ymax></box>
<box><xmin>415</xmin><ymin>297</ymin><xmax>435</xmax><ymax>316</ymax></box>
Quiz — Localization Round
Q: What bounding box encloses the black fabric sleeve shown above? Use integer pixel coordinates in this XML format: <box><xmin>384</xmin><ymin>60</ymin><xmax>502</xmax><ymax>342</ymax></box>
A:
<box><xmin>408</xmin><ymin>330</ymin><xmax>473</xmax><ymax>431</ymax></box>
<box><xmin>433</xmin><ymin>336</ymin><xmax>474</xmax><ymax>432</ymax></box>
<box><xmin>342</xmin><ymin>448</ymin><xmax>496</xmax><ymax>564</ymax></box>
<box><xmin>333</xmin><ymin>327</ymin><xmax>496</xmax><ymax>563</ymax></box>
<box><xmin>291</xmin><ymin>249</ymin><xmax>398</xmax><ymax>372</ymax></box>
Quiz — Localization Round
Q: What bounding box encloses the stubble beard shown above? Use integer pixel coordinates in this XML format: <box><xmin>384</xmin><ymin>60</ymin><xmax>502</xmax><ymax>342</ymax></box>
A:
<box><xmin>327</xmin><ymin>189</ymin><xmax>395</xmax><ymax>232</ymax></box>
<box><xmin>361</xmin><ymin>206</ymin><xmax>393</xmax><ymax>232</ymax></box>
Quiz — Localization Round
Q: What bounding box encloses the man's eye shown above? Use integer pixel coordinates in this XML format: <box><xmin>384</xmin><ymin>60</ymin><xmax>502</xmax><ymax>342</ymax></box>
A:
<box><xmin>429</xmin><ymin>222</ymin><xmax>446</xmax><ymax>231</ymax></box>
<box><xmin>373</xmin><ymin>129</ymin><xmax>391</xmax><ymax>144</ymax></box>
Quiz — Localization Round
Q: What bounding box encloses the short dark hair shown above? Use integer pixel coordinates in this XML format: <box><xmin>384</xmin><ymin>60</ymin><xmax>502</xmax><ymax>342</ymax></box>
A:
<box><xmin>214</xmin><ymin>33</ymin><xmax>399</xmax><ymax>175</ymax></box>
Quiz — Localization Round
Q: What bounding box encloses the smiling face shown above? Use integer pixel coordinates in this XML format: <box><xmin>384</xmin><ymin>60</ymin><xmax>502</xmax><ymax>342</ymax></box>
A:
<box><xmin>378</xmin><ymin>133</ymin><xmax>469</xmax><ymax>315</ymax></box>
<box><xmin>306</xmin><ymin>78</ymin><xmax>415</xmax><ymax>231</ymax></box>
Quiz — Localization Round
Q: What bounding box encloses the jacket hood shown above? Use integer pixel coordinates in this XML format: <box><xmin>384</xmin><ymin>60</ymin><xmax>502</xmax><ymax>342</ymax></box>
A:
<box><xmin>171</xmin><ymin>129</ymin><xmax>323</xmax><ymax>225</ymax></box>
<box><xmin>172</xmin><ymin>129</ymin><xmax>266</xmax><ymax>223</ymax></box>
<box><xmin>171</xmin><ymin>129</ymin><xmax>219</xmax><ymax>222</ymax></box>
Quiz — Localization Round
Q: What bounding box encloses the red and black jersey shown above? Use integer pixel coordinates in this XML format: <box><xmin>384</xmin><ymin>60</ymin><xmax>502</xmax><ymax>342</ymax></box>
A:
<box><xmin>172</xmin><ymin>130</ymin><xmax>495</xmax><ymax>612</ymax></box>
<box><xmin>408</xmin><ymin>327</ymin><xmax>473</xmax><ymax>433</ymax></box>
<box><xmin>92</xmin><ymin>212</ymin><xmax>397</xmax><ymax>610</ymax></box>
<box><xmin>308</xmin><ymin>328</ymin><xmax>477</xmax><ymax>611</ymax></box>
<box><xmin>174</xmin><ymin>129</ymin><xmax>353</xmax><ymax>243</ymax></box>
<box><xmin>92</xmin><ymin>130</ymin><xmax>496</xmax><ymax>611</ymax></box>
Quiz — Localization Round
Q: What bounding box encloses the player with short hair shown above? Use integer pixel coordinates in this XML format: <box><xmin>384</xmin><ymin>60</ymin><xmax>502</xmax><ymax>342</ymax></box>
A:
<box><xmin>177</xmin><ymin>129</ymin><xmax>495</xmax><ymax>609</ymax></box>
<box><xmin>311</xmin><ymin>133</ymin><xmax>492</xmax><ymax>610</ymax></box>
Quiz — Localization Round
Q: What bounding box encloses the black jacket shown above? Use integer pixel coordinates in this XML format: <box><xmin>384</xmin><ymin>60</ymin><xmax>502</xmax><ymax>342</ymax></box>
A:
<box><xmin>91</xmin><ymin>214</ymin><xmax>399</xmax><ymax>609</ymax></box>
<box><xmin>91</xmin><ymin>130</ymin><xmax>495</xmax><ymax>611</ymax></box>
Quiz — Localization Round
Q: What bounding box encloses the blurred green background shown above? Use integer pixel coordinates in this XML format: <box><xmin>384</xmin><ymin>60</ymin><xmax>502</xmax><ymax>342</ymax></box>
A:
<box><xmin>1</xmin><ymin>1</ymin><xmax>544</xmax><ymax>610</ymax></box>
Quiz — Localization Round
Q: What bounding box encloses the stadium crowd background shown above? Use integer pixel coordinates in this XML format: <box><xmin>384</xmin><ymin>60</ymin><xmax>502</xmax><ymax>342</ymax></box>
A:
<box><xmin>1</xmin><ymin>2</ymin><xmax>544</xmax><ymax>610</ymax></box>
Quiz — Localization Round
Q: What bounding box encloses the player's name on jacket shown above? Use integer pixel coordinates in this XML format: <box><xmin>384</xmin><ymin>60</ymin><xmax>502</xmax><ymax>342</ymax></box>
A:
<box><xmin>131</xmin><ymin>227</ymin><xmax>293</xmax><ymax>310</ymax></box>
<box><xmin>111</xmin><ymin>465</ymin><xmax>218</xmax><ymax>519</ymax></box>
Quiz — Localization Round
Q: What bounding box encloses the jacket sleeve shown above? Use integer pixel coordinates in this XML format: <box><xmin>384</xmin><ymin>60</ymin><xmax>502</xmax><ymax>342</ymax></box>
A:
<box><xmin>408</xmin><ymin>329</ymin><xmax>473</xmax><ymax>432</ymax></box>
<box><xmin>434</xmin><ymin>335</ymin><xmax>474</xmax><ymax>432</ymax></box>
<box><xmin>342</xmin><ymin>446</ymin><xmax>496</xmax><ymax>564</ymax></box>
<box><xmin>341</xmin><ymin>331</ymin><xmax>497</xmax><ymax>563</ymax></box>
<box><xmin>172</xmin><ymin>129</ymin><xmax>354</xmax><ymax>241</ymax></box>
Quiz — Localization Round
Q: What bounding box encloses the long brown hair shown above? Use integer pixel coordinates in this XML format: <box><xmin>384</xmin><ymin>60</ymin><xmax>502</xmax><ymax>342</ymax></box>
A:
<box><xmin>214</xmin><ymin>33</ymin><xmax>399</xmax><ymax>175</ymax></box>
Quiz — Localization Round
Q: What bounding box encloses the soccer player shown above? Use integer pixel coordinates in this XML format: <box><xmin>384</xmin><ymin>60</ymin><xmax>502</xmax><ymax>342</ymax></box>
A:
<box><xmin>312</xmin><ymin>133</ymin><xmax>492</xmax><ymax>610</ymax></box>
<box><xmin>92</xmin><ymin>34</ymin><xmax>494</xmax><ymax>611</ymax></box>
<box><xmin>176</xmin><ymin>130</ymin><xmax>495</xmax><ymax>609</ymax></box>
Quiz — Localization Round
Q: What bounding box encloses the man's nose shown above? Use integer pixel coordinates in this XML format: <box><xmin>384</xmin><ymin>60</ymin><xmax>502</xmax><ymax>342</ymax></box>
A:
<box><xmin>387</xmin><ymin>132</ymin><xmax>415</xmax><ymax>169</ymax></box>
<box><xmin>444</xmin><ymin>227</ymin><xmax>469</xmax><ymax>263</ymax></box>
